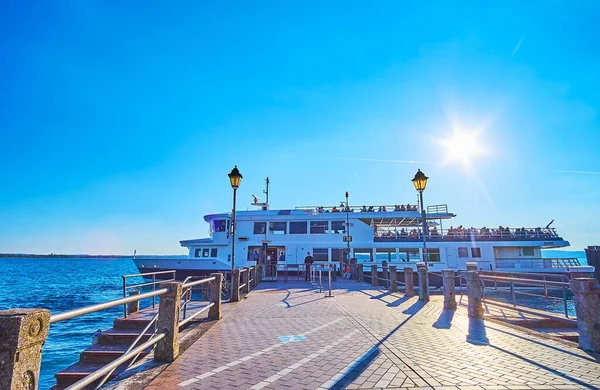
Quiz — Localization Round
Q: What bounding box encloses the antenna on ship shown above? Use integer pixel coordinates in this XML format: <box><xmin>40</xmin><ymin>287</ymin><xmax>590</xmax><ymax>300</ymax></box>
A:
<box><xmin>251</xmin><ymin>177</ymin><xmax>270</xmax><ymax>210</ymax></box>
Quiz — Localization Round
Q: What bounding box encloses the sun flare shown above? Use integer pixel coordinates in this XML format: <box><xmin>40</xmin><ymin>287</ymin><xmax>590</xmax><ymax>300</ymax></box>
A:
<box><xmin>440</xmin><ymin>129</ymin><xmax>484</xmax><ymax>167</ymax></box>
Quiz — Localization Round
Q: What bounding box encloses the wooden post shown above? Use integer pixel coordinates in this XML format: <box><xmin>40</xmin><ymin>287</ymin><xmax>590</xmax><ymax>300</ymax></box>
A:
<box><xmin>358</xmin><ymin>264</ymin><xmax>364</xmax><ymax>283</ymax></box>
<box><xmin>243</xmin><ymin>267</ymin><xmax>251</xmax><ymax>294</ymax></box>
<box><xmin>382</xmin><ymin>261</ymin><xmax>389</xmax><ymax>288</ymax></box>
<box><xmin>371</xmin><ymin>265</ymin><xmax>378</xmax><ymax>287</ymax></box>
<box><xmin>404</xmin><ymin>267</ymin><xmax>415</xmax><ymax>297</ymax></box>
<box><xmin>155</xmin><ymin>281</ymin><xmax>182</xmax><ymax>362</ymax></box>
<box><xmin>208</xmin><ymin>273</ymin><xmax>223</xmax><ymax>321</ymax></box>
<box><xmin>466</xmin><ymin>271</ymin><xmax>484</xmax><ymax>318</ymax></box>
<box><xmin>231</xmin><ymin>268</ymin><xmax>241</xmax><ymax>302</ymax></box>
<box><xmin>570</xmin><ymin>278</ymin><xmax>600</xmax><ymax>352</ymax></box>
<box><xmin>441</xmin><ymin>269</ymin><xmax>457</xmax><ymax>310</ymax></box>
<box><xmin>389</xmin><ymin>266</ymin><xmax>398</xmax><ymax>293</ymax></box>
<box><xmin>417</xmin><ymin>262</ymin><xmax>429</xmax><ymax>302</ymax></box>
<box><xmin>0</xmin><ymin>308</ymin><xmax>50</xmax><ymax>390</ymax></box>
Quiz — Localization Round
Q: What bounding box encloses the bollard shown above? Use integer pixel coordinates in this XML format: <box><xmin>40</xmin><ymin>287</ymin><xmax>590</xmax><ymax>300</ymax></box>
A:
<box><xmin>389</xmin><ymin>266</ymin><xmax>398</xmax><ymax>293</ymax></box>
<box><xmin>404</xmin><ymin>267</ymin><xmax>415</xmax><ymax>297</ymax></box>
<box><xmin>208</xmin><ymin>273</ymin><xmax>223</xmax><ymax>321</ymax></box>
<box><xmin>0</xmin><ymin>308</ymin><xmax>50</xmax><ymax>390</ymax></box>
<box><xmin>371</xmin><ymin>265</ymin><xmax>378</xmax><ymax>287</ymax></box>
<box><xmin>441</xmin><ymin>269</ymin><xmax>457</xmax><ymax>310</ymax></box>
<box><xmin>231</xmin><ymin>269</ymin><xmax>241</xmax><ymax>302</ymax></box>
<box><xmin>382</xmin><ymin>261</ymin><xmax>389</xmax><ymax>288</ymax></box>
<box><xmin>570</xmin><ymin>278</ymin><xmax>600</xmax><ymax>352</ymax></box>
<box><xmin>417</xmin><ymin>262</ymin><xmax>429</xmax><ymax>302</ymax></box>
<box><xmin>466</xmin><ymin>262</ymin><xmax>478</xmax><ymax>271</ymax></box>
<box><xmin>358</xmin><ymin>264</ymin><xmax>364</xmax><ymax>283</ymax></box>
<box><xmin>466</xmin><ymin>271</ymin><xmax>484</xmax><ymax>318</ymax></box>
<box><xmin>155</xmin><ymin>281</ymin><xmax>182</xmax><ymax>362</ymax></box>
<box><xmin>256</xmin><ymin>264</ymin><xmax>264</xmax><ymax>283</ymax></box>
<box><xmin>128</xmin><ymin>290</ymin><xmax>140</xmax><ymax>315</ymax></box>
<box><xmin>243</xmin><ymin>267</ymin><xmax>251</xmax><ymax>294</ymax></box>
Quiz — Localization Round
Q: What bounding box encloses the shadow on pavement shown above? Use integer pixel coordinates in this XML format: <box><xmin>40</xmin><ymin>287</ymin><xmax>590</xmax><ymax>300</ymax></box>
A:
<box><xmin>433</xmin><ymin>309</ymin><xmax>455</xmax><ymax>329</ymax></box>
<box><xmin>467</xmin><ymin>318</ymin><xmax>489</xmax><ymax>345</ymax></box>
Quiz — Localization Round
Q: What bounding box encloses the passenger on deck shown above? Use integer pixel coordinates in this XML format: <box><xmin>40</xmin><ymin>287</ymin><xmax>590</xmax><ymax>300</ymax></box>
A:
<box><xmin>400</xmin><ymin>204</ymin><xmax>406</xmax><ymax>211</ymax></box>
<box><xmin>332</xmin><ymin>206</ymin><xmax>339</xmax><ymax>212</ymax></box>
<box><xmin>361</xmin><ymin>205</ymin><xmax>367</xmax><ymax>212</ymax></box>
<box><xmin>382</xmin><ymin>206</ymin><xmax>387</xmax><ymax>212</ymax></box>
<box><xmin>400</xmin><ymin>228</ymin><xmax>408</xmax><ymax>237</ymax></box>
<box><xmin>368</xmin><ymin>206</ymin><xmax>374</xmax><ymax>212</ymax></box>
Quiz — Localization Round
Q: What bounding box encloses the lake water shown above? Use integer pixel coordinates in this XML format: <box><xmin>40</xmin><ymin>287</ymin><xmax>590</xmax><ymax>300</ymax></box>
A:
<box><xmin>0</xmin><ymin>252</ymin><xmax>589</xmax><ymax>389</ymax></box>
<box><xmin>0</xmin><ymin>257</ymin><xmax>143</xmax><ymax>389</ymax></box>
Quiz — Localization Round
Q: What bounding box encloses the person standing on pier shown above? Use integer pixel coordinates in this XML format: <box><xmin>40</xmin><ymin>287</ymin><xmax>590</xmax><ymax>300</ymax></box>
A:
<box><xmin>304</xmin><ymin>252</ymin><xmax>314</xmax><ymax>281</ymax></box>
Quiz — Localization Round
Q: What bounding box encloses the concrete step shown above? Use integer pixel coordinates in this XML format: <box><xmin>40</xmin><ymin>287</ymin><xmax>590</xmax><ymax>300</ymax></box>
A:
<box><xmin>98</xmin><ymin>328</ymin><xmax>154</xmax><ymax>345</ymax></box>
<box><xmin>113</xmin><ymin>315</ymin><xmax>153</xmax><ymax>330</ymax></box>
<box><xmin>79</xmin><ymin>343</ymin><xmax>151</xmax><ymax>364</ymax></box>
<box><xmin>53</xmin><ymin>361</ymin><xmax>126</xmax><ymax>389</ymax></box>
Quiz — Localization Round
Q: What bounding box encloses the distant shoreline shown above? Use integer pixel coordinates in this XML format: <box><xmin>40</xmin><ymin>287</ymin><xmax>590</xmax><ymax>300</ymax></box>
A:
<box><xmin>0</xmin><ymin>254</ymin><xmax>187</xmax><ymax>259</ymax></box>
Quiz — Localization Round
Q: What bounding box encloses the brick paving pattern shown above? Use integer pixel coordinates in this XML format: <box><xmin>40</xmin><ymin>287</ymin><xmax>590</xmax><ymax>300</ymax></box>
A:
<box><xmin>147</xmin><ymin>279</ymin><xmax>600</xmax><ymax>390</ymax></box>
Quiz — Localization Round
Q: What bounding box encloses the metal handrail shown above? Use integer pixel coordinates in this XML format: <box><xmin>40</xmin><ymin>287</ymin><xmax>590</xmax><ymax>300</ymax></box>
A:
<box><xmin>65</xmin><ymin>331</ymin><xmax>167</xmax><ymax>390</ymax></box>
<box><xmin>122</xmin><ymin>269</ymin><xmax>176</xmax><ymax>318</ymax></box>
<box><xmin>50</xmin><ymin>289</ymin><xmax>167</xmax><ymax>324</ymax></box>
<box><xmin>478</xmin><ymin>275</ymin><xmax>570</xmax><ymax>288</ymax></box>
<box><xmin>96</xmin><ymin>312</ymin><xmax>160</xmax><ymax>388</ymax></box>
<box><xmin>179</xmin><ymin>303</ymin><xmax>214</xmax><ymax>327</ymax></box>
<box><xmin>183</xmin><ymin>276</ymin><xmax>216</xmax><ymax>289</ymax></box>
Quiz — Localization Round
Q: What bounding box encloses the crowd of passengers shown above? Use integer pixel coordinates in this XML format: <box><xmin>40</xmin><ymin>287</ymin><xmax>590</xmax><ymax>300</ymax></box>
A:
<box><xmin>377</xmin><ymin>225</ymin><xmax>557</xmax><ymax>239</ymax></box>
<box><xmin>315</xmin><ymin>204</ymin><xmax>418</xmax><ymax>213</ymax></box>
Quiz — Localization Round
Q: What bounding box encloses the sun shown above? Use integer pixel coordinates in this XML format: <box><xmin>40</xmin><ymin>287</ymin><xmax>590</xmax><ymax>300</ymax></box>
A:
<box><xmin>440</xmin><ymin>129</ymin><xmax>484</xmax><ymax>167</ymax></box>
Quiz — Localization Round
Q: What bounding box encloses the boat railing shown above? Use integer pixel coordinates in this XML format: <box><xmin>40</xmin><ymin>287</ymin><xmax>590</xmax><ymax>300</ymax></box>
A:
<box><xmin>375</xmin><ymin>226</ymin><xmax>563</xmax><ymax>242</ymax></box>
<box><xmin>494</xmin><ymin>257</ymin><xmax>581</xmax><ymax>270</ymax></box>
<box><xmin>295</xmin><ymin>204</ymin><xmax>420</xmax><ymax>214</ymax></box>
<box><xmin>121</xmin><ymin>269</ymin><xmax>176</xmax><ymax>318</ymax></box>
<box><xmin>457</xmin><ymin>270</ymin><xmax>572</xmax><ymax>318</ymax></box>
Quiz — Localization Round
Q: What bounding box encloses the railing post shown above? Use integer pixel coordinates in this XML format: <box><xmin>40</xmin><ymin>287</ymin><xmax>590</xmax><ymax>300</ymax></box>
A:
<box><xmin>0</xmin><ymin>309</ymin><xmax>50</xmax><ymax>390</ymax></box>
<box><xmin>250</xmin><ymin>266</ymin><xmax>257</xmax><ymax>287</ymax></box>
<box><xmin>417</xmin><ymin>262</ymin><xmax>429</xmax><ymax>301</ymax></box>
<box><xmin>466</xmin><ymin>262</ymin><xmax>478</xmax><ymax>272</ymax></box>
<box><xmin>256</xmin><ymin>264</ymin><xmax>264</xmax><ymax>283</ymax></box>
<box><xmin>389</xmin><ymin>266</ymin><xmax>398</xmax><ymax>293</ymax></box>
<box><xmin>371</xmin><ymin>265</ymin><xmax>378</xmax><ymax>287</ymax></box>
<box><xmin>128</xmin><ymin>291</ymin><xmax>140</xmax><ymax>315</ymax></box>
<box><xmin>122</xmin><ymin>275</ymin><xmax>127</xmax><ymax>318</ymax></box>
<box><xmin>243</xmin><ymin>267</ymin><xmax>251</xmax><ymax>294</ymax></box>
<box><xmin>441</xmin><ymin>269</ymin><xmax>457</xmax><ymax>310</ymax></box>
<box><xmin>466</xmin><ymin>271</ymin><xmax>484</xmax><ymax>318</ymax></box>
<box><xmin>208</xmin><ymin>273</ymin><xmax>223</xmax><ymax>321</ymax></box>
<box><xmin>358</xmin><ymin>264</ymin><xmax>364</xmax><ymax>283</ymax></box>
<box><xmin>382</xmin><ymin>261</ymin><xmax>389</xmax><ymax>288</ymax></box>
<box><xmin>404</xmin><ymin>267</ymin><xmax>415</xmax><ymax>297</ymax></box>
<box><xmin>570</xmin><ymin>278</ymin><xmax>600</xmax><ymax>352</ymax></box>
<box><xmin>154</xmin><ymin>281</ymin><xmax>182</xmax><ymax>362</ymax></box>
<box><xmin>569</xmin><ymin>266</ymin><xmax>595</xmax><ymax>279</ymax></box>
<box><xmin>230</xmin><ymin>269</ymin><xmax>241</xmax><ymax>302</ymax></box>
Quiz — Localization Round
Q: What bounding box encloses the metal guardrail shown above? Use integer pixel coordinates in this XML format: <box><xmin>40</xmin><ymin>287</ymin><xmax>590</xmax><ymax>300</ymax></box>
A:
<box><xmin>457</xmin><ymin>270</ymin><xmax>572</xmax><ymax>318</ymax></box>
<box><xmin>47</xmin><ymin>273</ymin><xmax>220</xmax><ymax>390</ymax></box>
<box><xmin>121</xmin><ymin>270</ymin><xmax>176</xmax><ymax>318</ymax></box>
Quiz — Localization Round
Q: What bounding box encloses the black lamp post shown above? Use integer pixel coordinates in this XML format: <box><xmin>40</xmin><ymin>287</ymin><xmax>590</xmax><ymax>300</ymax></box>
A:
<box><xmin>345</xmin><ymin>191</ymin><xmax>351</xmax><ymax>267</ymax></box>
<box><xmin>412</xmin><ymin>169</ymin><xmax>429</xmax><ymax>268</ymax></box>
<box><xmin>228</xmin><ymin>166</ymin><xmax>242</xmax><ymax>291</ymax></box>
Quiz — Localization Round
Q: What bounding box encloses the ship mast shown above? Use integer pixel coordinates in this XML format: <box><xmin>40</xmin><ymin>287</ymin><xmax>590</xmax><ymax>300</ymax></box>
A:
<box><xmin>264</xmin><ymin>177</ymin><xmax>270</xmax><ymax>210</ymax></box>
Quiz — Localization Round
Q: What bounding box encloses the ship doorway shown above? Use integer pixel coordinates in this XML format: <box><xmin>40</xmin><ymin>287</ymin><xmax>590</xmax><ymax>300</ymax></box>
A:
<box><xmin>264</xmin><ymin>246</ymin><xmax>285</xmax><ymax>281</ymax></box>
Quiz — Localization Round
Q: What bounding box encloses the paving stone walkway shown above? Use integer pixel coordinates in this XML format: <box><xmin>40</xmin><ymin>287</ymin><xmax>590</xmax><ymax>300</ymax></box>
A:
<box><xmin>147</xmin><ymin>279</ymin><xmax>600</xmax><ymax>390</ymax></box>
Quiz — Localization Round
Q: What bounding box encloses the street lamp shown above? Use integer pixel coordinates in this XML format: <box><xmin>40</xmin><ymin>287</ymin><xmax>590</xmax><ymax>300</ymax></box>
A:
<box><xmin>228</xmin><ymin>166</ymin><xmax>242</xmax><ymax>291</ymax></box>
<box><xmin>345</xmin><ymin>191</ymin><xmax>351</xmax><ymax>269</ymax></box>
<box><xmin>412</xmin><ymin>169</ymin><xmax>429</xmax><ymax>268</ymax></box>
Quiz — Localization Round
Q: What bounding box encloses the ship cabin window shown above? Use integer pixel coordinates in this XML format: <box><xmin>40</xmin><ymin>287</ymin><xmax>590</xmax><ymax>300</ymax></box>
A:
<box><xmin>398</xmin><ymin>251</ymin><xmax>408</xmax><ymax>262</ymax></box>
<box><xmin>354</xmin><ymin>248</ymin><xmax>373</xmax><ymax>263</ymax></box>
<box><xmin>404</xmin><ymin>249</ymin><xmax>420</xmax><ymax>262</ymax></box>
<box><xmin>522</xmin><ymin>247</ymin><xmax>534</xmax><ymax>256</ymax></box>
<box><xmin>330</xmin><ymin>221</ymin><xmax>346</xmax><ymax>234</ymax></box>
<box><xmin>254</xmin><ymin>222</ymin><xmax>267</xmax><ymax>234</ymax></box>
<box><xmin>202</xmin><ymin>248</ymin><xmax>210</xmax><ymax>257</ymax></box>
<box><xmin>471</xmin><ymin>248</ymin><xmax>481</xmax><ymax>258</ymax></box>
<box><xmin>269</xmin><ymin>222</ymin><xmax>287</xmax><ymax>234</ymax></box>
<box><xmin>427</xmin><ymin>248</ymin><xmax>441</xmax><ymax>262</ymax></box>
<box><xmin>376</xmin><ymin>248</ymin><xmax>394</xmax><ymax>262</ymax></box>
<box><xmin>210</xmin><ymin>248</ymin><xmax>218</xmax><ymax>257</ymax></box>
<box><xmin>214</xmin><ymin>220</ymin><xmax>227</xmax><ymax>232</ymax></box>
<box><xmin>290</xmin><ymin>221</ymin><xmax>308</xmax><ymax>234</ymax></box>
<box><xmin>194</xmin><ymin>249</ymin><xmax>201</xmax><ymax>257</ymax></box>
<box><xmin>310</xmin><ymin>221</ymin><xmax>328</xmax><ymax>234</ymax></box>
<box><xmin>458</xmin><ymin>247</ymin><xmax>469</xmax><ymax>258</ymax></box>
<box><xmin>331</xmin><ymin>248</ymin><xmax>345</xmax><ymax>262</ymax></box>
<box><xmin>313</xmin><ymin>248</ymin><xmax>329</xmax><ymax>261</ymax></box>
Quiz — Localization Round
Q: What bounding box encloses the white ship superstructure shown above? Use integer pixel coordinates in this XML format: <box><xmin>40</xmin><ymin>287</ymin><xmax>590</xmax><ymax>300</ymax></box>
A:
<box><xmin>133</xmin><ymin>180</ymin><xmax>585</xmax><ymax>279</ymax></box>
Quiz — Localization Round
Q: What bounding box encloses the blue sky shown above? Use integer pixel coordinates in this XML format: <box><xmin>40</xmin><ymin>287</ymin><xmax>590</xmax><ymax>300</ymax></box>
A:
<box><xmin>1</xmin><ymin>1</ymin><xmax>599</xmax><ymax>254</ymax></box>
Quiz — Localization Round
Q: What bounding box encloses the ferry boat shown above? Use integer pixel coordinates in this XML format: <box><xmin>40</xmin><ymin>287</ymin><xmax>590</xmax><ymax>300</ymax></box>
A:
<box><xmin>133</xmin><ymin>179</ymin><xmax>590</xmax><ymax>279</ymax></box>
